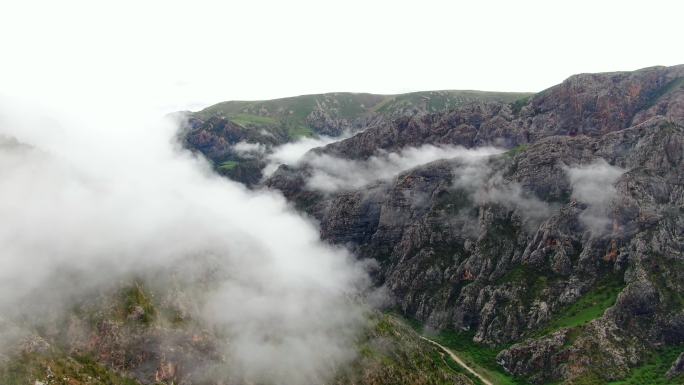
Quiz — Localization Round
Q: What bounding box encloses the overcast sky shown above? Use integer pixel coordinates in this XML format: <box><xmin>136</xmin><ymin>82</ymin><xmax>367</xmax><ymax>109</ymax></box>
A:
<box><xmin>1</xmin><ymin>0</ymin><xmax>682</xmax><ymax>114</ymax></box>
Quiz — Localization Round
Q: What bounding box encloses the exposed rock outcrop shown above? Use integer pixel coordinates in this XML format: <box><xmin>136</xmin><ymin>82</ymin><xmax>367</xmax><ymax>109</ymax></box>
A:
<box><xmin>265</xmin><ymin>65</ymin><xmax>684</xmax><ymax>384</ymax></box>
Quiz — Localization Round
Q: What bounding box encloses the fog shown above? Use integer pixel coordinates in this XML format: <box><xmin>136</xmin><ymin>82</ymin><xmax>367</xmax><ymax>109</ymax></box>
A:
<box><xmin>263</xmin><ymin>134</ymin><xmax>352</xmax><ymax>177</ymax></box>
<box><xmin>0</xmin><ymin>97</ymin><xmax>370</xmax><ymax>384</ymax></box>
<box><xmin>447</xmin><ymin>158</ymin><xmax>555</xmax><ymax>231</ymax></box>
<box><xmin>301</xmin><ymin>145</ymin><xmax>504</xmax><ymax>192</ymax></box>
<box><xmin>564</xmin><ymin>159</ymin><xmax>626</xmax><ymax>234</ymax></box>
<box><xmin>232</xmin><ymin>140</ymin><xmax>266</xmax><ymax>157</ymax></box>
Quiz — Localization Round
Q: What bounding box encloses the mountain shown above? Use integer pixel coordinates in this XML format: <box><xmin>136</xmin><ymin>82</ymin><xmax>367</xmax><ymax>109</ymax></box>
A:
<box><xmin>2</xmin><ymin>65</ymin><xmax>683</xmax><ymax>385</ymax></box>
<box><xmin>0</xmin><ymin>282</ymin><xmax>472</xmax><ymax>385</ymax></box>
<box><xmin>191</xmin><ymin>90</ymin><xmax>531</xmax><ymax>134</ymax></box>
<box><xmin>179</xmin><ymin>90</ymin><xmax>531</xmax><ymax>185</ymax></box>
<box><xmin>264</xmin><ymin>65</ymin><xmax>684</xmax><ymax>384</ymax></box>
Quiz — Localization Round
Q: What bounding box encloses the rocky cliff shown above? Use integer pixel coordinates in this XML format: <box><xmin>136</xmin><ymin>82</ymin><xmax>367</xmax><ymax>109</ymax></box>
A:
<box><xmin>179</xmin><ymin>90</ymin><xmax>531</xmax><ymax>185</ymax></box>
<box><xmin>3</xmin><ymin>65</ymin><xmax>682</xmax><ymax>385</ymax></box>
<box><xmin>265</xmin><ymin>65</ymin><xmax>684</xmax><ymax>384</ymax></box>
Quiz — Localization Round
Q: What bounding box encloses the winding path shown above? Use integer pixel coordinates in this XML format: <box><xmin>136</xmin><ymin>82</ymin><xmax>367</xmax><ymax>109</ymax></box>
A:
<box><xmin>419</xmin><ymin>336</ymin><xmax>494</xmax><ymax>385</ymax></box>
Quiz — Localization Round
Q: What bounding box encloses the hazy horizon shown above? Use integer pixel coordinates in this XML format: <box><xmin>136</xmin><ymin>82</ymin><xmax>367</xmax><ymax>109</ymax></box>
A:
<box><xmin>2</xmin><ymin>0</ymin><xmax>683</xmax><ymax>115</ymax></box>
<box><xmin>1</xmin><ymin>2</ymin><xmax>683</xmax><ymax>384</ymax></box>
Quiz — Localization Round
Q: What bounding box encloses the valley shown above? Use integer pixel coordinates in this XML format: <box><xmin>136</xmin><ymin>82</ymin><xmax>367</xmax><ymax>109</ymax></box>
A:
<box><xmin>2</xmin><ymin>64</ymin><xmax>684</xmax><ymax>385</ymax></box>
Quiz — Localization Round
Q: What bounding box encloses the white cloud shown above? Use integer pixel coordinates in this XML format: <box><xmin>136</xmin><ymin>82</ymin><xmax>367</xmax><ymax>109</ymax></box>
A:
<box><xmin>450</xmin><ymin>161</ymin><xmax>554</xmax><ymax>229</ymax></box>
<box><xmin>0</xmin><ymin>97</ymin><xmax>370</xmax><ymax>384</ymax></box>
<box><xmin>303</xmin><ymin>145</ymin><xmax>504</xmax><ymax>193</ymax></box>
<box><xmin>232</xmin><ymin>140</ymin><xmax>266</xmax><ymax>157</ymax></box>
<box><xmin>564</xmin><ymin>159</ymin><xmax>626</xmax><ymax>234</ymax></box>
<box><xmin>263</xmin><ymin>134</ymin><xmax>350</xmax><ymax>177</ymax></box>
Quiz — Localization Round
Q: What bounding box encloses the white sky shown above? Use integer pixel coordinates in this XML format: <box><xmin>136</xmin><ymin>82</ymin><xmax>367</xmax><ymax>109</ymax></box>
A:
<box><xmin>1</xmin><ymin>0</ymin><xmax>683</xmax><ymax>114</ymax></box>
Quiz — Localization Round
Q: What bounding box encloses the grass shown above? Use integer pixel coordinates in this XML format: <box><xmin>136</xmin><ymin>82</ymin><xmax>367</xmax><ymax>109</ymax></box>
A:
<box><xmin>647</xmin><ymin>253</ymin><xmax>684</xmax><ymax>310</ymax></box>
<box><xmin>398</xmin><ymin>315</ymin><xmax>527</xmax><ymax>385</ymax></box>
<box><xmin>194</xmin><ymin>91</ymin><xmax>535</xmax><ymax>138</ymax></box>
<box><xmin>494</xmin><ymin>265</ymin><xmax>552</xmax><ymax>308</ymax></box>
<box><xmin>218</xmin><ymin>160</ymin><xmax>239</xmax><ymax>171</ymax></box>
<box><xmin>510</xmin><ymin>96</ymin><xmax>531</xmax><ymax>115</ymax></box>
<box><xmin>348</xmin><ymin>313</ymin><xmax>481</xmax><ymax>385</ymax></box>
<box><xmin>285</xmin><ymin>123</ymin><xmax>314</xmax><ymax>139</ymax></box>
<box><xmin>438</xmin><ymin>351</ymin><xmax>488</xmax><ymax>385</ymax></box>
<box><xmin>495</xmin><ymin>265</ymin><xmax>530</xmax><ymax>285</ymax></box>
<box><xmin>393</xmin><ymin>272</ymin><xmax>624</xmax><ymax>385</ymax></box>
<box><xmin>195</xmin><ymin>93</ymin><xmax>377</xmax><ymax>124</ymax></box>
<box><xmin>607</xmin><ymin>345</ymin><xmax>684</xmax><ymax>385</ymax></box>
<box><xmin>431</xmin><ymin>330</ymin><xmax>528</xmax><ymax>385</ymax></box>
<box><xmin>374</xmin><ymin>90</ymin><xmax>534</xmax><ymax>115</ymax></box>
<box><xmin>121</xmin><ymin>283</ymin><xmax>156</xmax><ymax>325</ymax></box>
<box><xmin>227</xmin><ymin>113</ymin><xmax>278</xmax><ymax>127</ymax></box>
<box><xmin>0</xmin><ymin>351</ymin><xmax>141</xmax><ymax>385</ymax></box>
<box><xmin>534</xmin><ymin>274</ymin><xmax>624</xmax><ymax>337</ymax></box>
<box><xmin>504</xmin><ymin>144</ymin><xmax>528</xmax><ymax>158</ymax></box>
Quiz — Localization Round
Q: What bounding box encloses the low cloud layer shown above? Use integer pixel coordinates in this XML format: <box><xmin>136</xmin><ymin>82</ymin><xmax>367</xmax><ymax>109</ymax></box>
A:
<box><xmin>302</xmin><ymin>145</ymin><xmax>504</xmax><ymax>193</ymax></box>
<box><xmin>448</xmin><ymin>159</ymin><xmax>554</xmax><ymax>230</ymax></box>
<box><xmin>287</xmin><ymin>143</ymin><xmax>550</xmax><ymax>229</ymax></box>
<box><xmin>263</xmin><ymin>134</ymin><xmax>351</xmax><ymax>177</ymax></box>
<box><xmin>0</xmin><ymin>98</ymin><xmax>370</xmax><ymax>384</ymax></box>
<box><xmin>564</xmin><ymin>159</ymin><xmax>626</xmax><ymax>234</ymax></box>
<box><xmin>232</xmin><ymin>140</ymin><xmax>266</xmax><ymax>157</ymax></box>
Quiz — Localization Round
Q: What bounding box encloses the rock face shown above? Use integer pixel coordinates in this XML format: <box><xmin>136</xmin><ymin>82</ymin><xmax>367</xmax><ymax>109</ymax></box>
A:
<box><xmin>4</xmin><ymin>65</ymin><xmax>681</xmax><ymax>385</ymax></box>
<box><xmin>180</xmin><ymin>91</ymin><xmax>532</xmax><ymax>185</ymax></box>
<box><xmin>265</xmin><ymin>65</ymin><xmax>684</xmax><ymax>383</ymax></box>
<box><xmin>525</xmin><ymin>66</ymin><xmax>684</xmax><ymax>139</ymax></box>
<box><xmin>495</xmin><ymin>330</ymin><xmax>571</xmax><ymax>384</ymax></box>
<box><xmin>316</xmin><ymin>102</ymin><xmax>520</xmax><ymax>159</ymax></box>
<box><xmin>313</xmin><ymin>65</ymin><xmax>684</xmax><ymax>161</ymax></box>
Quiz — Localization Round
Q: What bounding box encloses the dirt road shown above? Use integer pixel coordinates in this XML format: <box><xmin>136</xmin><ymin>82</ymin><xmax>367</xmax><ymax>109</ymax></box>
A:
<box><xmin>419</xmin><ymin>336</ymin><xmax>494</xmax><ymax>385</ymax></box>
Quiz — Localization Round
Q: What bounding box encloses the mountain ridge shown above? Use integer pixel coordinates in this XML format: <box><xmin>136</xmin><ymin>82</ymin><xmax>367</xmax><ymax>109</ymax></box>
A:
<box><xmin>180</xmin><ymin>89</ymin><xmax>532</xmax><ymax>185</ymax></box>
<box><xmin>2</xmin><ymin>64</ymin><xmax>683</xmax><ymax>385</ymax></box>
<box><xmin>263</xmin><ymin>64</ymin><xmax>684</xmax><ymax>384</ymax></box>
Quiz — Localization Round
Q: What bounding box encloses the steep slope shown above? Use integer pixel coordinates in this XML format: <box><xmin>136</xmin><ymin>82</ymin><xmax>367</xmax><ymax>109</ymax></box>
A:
<box><xmin>0</xmin><ymin>284</ymin><xmax>474</xmax><ymax>385</ymax></box>
<box><xmin>314</xmin><ymin>65</ymin><xmax>684</xmax><ymax>160</ymax></box>
<box><xmin>4</xmin><ymin>65</ymin><xmax>682</xmax><ymax>385</ymax></box>
<box><xmin>336</xmin><ymin>314</ymin><xmax>475</xmax><ymax>385</ymax></box>
<box><xmin>265</xmin><ymin>65</ymin><xmax>684</xmax><ymax>384</ymax></box>
<box><xmin>181</xmin><ymin>90</ymin><xmax>531</xmax><ymax>185</ymax></box>
<box><xmin>192</xmin><ymin>90</ymin><xmax>531</xmax><ymax>135</ymax></box>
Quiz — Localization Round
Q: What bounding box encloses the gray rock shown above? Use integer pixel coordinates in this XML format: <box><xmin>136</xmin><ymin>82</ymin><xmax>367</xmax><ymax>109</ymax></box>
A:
<box><xmin>266</xmin><ymin>65</ymin><xmax>684</xmax><ymax>383</ymax></box>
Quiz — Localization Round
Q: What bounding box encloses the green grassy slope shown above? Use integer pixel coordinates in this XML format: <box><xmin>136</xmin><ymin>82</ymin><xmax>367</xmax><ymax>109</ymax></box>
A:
<box><xmin>338</xmin><ymin>313</ymin><xmax>475</xmax><ymax>385</ymax></box>
<box><xmin>0</xmin><ymin>283</ymin><xmax>475</xmax><ymax>385</ymax></box>
<box><xmin>606</xmin><ymin>345</ymin><xmax>684</xmax><ymax>385</ymax></box>
<box><xmin>187</xmin><ymin>89</ymin><xmax>533</xmax><ymax>186</ymax></box>
<box><xmin>374</xmin><ymin>90</ymin><xmax>531</xmax><ymax>115</ymax></box>
<box><xmin>396</xmin><ymin>273</ymin><xmax>627</xmax><ymax>385</ymax></box>
<box><xmin>0</xmin><ymin>350</ymin><xmax>142</xmax><ymax>385</ymax></box>
<box><xmin>192</xmin><ymin>90</ymin><xmax>534</xmax><ymax>136</ymax></box>
<box><xmin>400</xmin><ymin>315</ymin><xmax>526</xmax><ymax>385</ymax></box>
